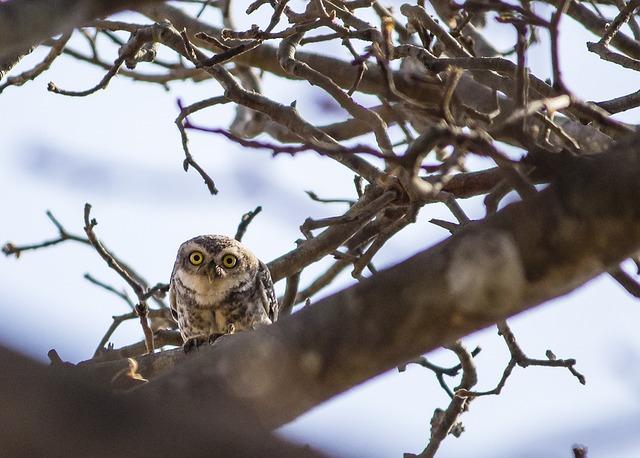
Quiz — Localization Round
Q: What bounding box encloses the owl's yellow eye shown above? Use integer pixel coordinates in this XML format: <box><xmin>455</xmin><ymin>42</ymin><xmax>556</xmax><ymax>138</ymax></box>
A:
<box><xmin>189</xmin><ymin>251</ymin><xmax>204</xmax><ymax>265</ymax></box>
<box><xmin>222</xmin><ymin>254</ymin><xmax>238</xmax><ymax>269</ymax></box>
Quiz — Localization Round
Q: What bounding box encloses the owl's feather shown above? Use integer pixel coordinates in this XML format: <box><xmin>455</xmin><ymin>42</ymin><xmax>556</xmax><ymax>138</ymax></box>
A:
<box><xmin>257</xmin><ymin>260</ymin><xmax>278</xmax><ymax>322</ymax></box>
<box><xmin>169</xmin><ymin>287</ymin><xmax>179</xmax><ymax>322</ymax></box>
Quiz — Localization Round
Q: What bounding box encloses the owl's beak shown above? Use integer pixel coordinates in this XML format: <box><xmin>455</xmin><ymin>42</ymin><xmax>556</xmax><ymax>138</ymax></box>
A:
<box><xmin>206</xmin><ymin>262</ymin><xmax>224</xmax><ymax>282</ymax></box>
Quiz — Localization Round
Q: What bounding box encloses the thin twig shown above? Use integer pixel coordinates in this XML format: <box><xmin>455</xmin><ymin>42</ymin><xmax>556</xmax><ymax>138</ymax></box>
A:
<box><xmin>175</xmin><ymin>97</ymin><xmax>228</xmax><ymax>195</ymax></box>
<box><xmin>280</xmin><ymin>271</ymin><xmax>301</xmax><ymax>315</ymax></box>
<box><xmin>442</xmin><ymin>66</ymin><xmax>462</xmax><ymax>125</ymax></box>
<box><xmin>413</xmin><ymin>341</ymin><xmax>478</xmax><ymax>458</ymax></box>
<box><xmin>351</xmin><ymin>205</ymin><xmax>419</xmax><ymax>278</ymax></box>
<box><xmin>587</xmin><ymin>40</ymin><xmax>640</xmax><ymax>72</ymax></box>
<box><xmin>458</xmin><ymin>320</ymin><xmax>585</xmax><ymax>398</ymax></box>
<box><xmin>293</xmin><ymin>257</ymin><xmax>351</xmax><ymax>305</ymax></box>
<box><xmin>93</xmin><ymin>308</ymin><xmax>173</xmax><ymax>357</ymax></box>
<box><xmin>609</xmin><ymin>266</ymin><xmax>640</xmax><ymax>297</ymax></box>
<box><xmin>399</xmin><ymin>346</ymin><xmax>482</xmax><ymax>398</ymax></box>
<box><xmin>0</xmin><ymin>32</ymin><xmax>71</xmax><ymax>93</ymax></box>
<box><xmin>549</xmin><ymin>0</ymin><xmax>572</xmax><ymax>92</ymax></box>
<box><xmin>600</xmin><ymin>0</ymin><xmax>640</xmax><ymax>46</ymax></box>
<box><xmin>305</xmin><ymin>191</ymin><xmax>355</xmax><ymax>205</ymax></box>
<box><xmin>48</xmin><ymin>25</ymin><xmax>155</xmax><ymax>96</ymax></box>
<box><xmin>83</xmin><ymin>203</ymin><xmax>155</xmax><ymax>354</ymax></box>
<box><xmin>2</xmin><ymin>210</ymin><xmax>90</xmax><ymax>257</ymax></box>
<box><xmin>84</xmin><ymin>273</ymin><xmax>135</xmax><ymax>309</ymax></box>
<box><xmin>429</xmin><ymin>218</ymin><xmax>460</xmax><ymax>233</ymax></box>
<box><xmin>183</xmin><ymin>119</ymin><xmax>399</xmax><ymax>166</ymax></box>
<box><xmin>235</xmin><ymin>206</ymin><xmax>262</xmax><ymax>242</ymax></box>
<box><xmin>90</xmin><ymin>329</ymin><xmax>182</xmax><ymax>363</ymax></box>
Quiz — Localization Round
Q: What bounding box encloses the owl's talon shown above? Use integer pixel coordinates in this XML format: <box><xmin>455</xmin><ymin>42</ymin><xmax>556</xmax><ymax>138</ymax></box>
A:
<box><xmin>208</xmin><ymin>333</ymin><xmax>224</xmax><ymax>345</ymax></box>
<box><xmin>182</xmin><ymin>336</ymin><xmax>207</xmax><ymax>353</ymax></box>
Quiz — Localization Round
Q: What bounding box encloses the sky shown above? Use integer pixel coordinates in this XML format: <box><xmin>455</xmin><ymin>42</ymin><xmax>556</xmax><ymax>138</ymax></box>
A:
<box><xmin>1</xmin><ymin>1</ymin><xmax>640</xmax><ymax>457</ymax></box>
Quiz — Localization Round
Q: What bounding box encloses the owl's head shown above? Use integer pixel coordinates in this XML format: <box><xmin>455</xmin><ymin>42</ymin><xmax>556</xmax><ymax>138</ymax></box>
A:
<box><xmin>172</xmin><ymin>235</ymin><xmax>260</xmax><ymax>290</ymax></box>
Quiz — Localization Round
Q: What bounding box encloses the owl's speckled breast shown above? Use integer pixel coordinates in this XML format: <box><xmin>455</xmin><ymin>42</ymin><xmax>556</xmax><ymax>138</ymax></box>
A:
<box><xmin>169</xmin><ymin>234</ymin><xmax>278</xmax><ymax>344</ymax></box>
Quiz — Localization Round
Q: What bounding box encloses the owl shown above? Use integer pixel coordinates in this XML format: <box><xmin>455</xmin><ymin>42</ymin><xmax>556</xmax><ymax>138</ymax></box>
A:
<box><xmin>169</xmin><ymin>234</ymin><xmax>278</xmax><ymax>352</ymax></box>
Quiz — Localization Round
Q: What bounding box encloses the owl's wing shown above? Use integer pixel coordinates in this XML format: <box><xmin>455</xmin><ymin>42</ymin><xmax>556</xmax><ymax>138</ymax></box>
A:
<box><xmin>257</xmin><ymin>261</ymin><xmax>278</xmax><ymax>322</ymax></box>
<box><xmin>169</xmin><ymin>283</ymin><xmax>179</xmax><ymax>322</ymax></box>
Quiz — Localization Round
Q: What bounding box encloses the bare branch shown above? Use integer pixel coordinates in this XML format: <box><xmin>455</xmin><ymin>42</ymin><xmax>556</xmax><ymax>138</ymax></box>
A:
<box><xmin>399</xmin><ymin>346</ymin><xmax>482</xmax><ymax>399</ymax></box>
<box><xmin>83</xmin><ymin>203</ymin><xmax>154</xmax><ymax>353</ymax></box>
<box><xmin>175</xmin><ymin>97</ymin><xmax>228</xmax><ymax>194</ymax></box>
<box><xmin>84</xmin><ymin>273</ymin><xmax>135</xmax><ymax>309</ymax></box>
<box><xmin>235</xmin><ymin>206</ymin><xmax>262</xmax><ymax>242</ymax></box>
<box><xmin>0</xmin><ymin>32</ymin><xmax>71</xmax><ymax>93</ymax></box>
<box><xmin>268</xmin><ymin>187</ymin><xmax>397</xmax><ymax>282</ymax></box>
<box><xmin>459</xmin><ymin>321</ymin><xmax>585</xmax><ymax>398</ymax></box>
<box><xmin>280</xmin><ymin>271</ymin><xmax>302</xmax><ymax>316</ymax></box>
<box><xmin>549</xmin><ymin>0</ymin><xmax>572</xmax><ymax>92</ymax></box>
<box><xmin>2</xmin><ymin>210</ymin><xmax>90</xmax><ymax>257</ymax></box>
<box><xmin>410</xmin><ymin>341</ymin><xmax>478</xmax><ymax>458</ymax></box>
<box><xmin>293</xmin><ymin>257</ymin><xmax>351</xmax><ymax>305</ymax></box>
<box><xmin>305</xmin><ymin>190</ymin><xmax>355</xmax><ymax>205</ymax></box>
<box><xmin>47</xmin><ymin>25</ymin><xmax>160</xmax><ymax>97</ymax></box>
<box><xmin>91</xmin><ymin>328</ymin><xmax>182</xmax><ymax>363</ymax></box>
<box><xmin>600</xmin><ymin>0</ymin><xmax>640</xmax><ymax>46</ymax></box>
<box><xmin>609</xmin><ymin>266</ymin><xmax>640</xmax><ymax>297</ymax></box>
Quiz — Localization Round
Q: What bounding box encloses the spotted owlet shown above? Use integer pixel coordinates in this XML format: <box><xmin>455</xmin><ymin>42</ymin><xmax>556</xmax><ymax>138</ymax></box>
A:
<box><xmin>169</xmin><ymin>234</ymin><xmax>278</xmax><ymax>351</ymax></box>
